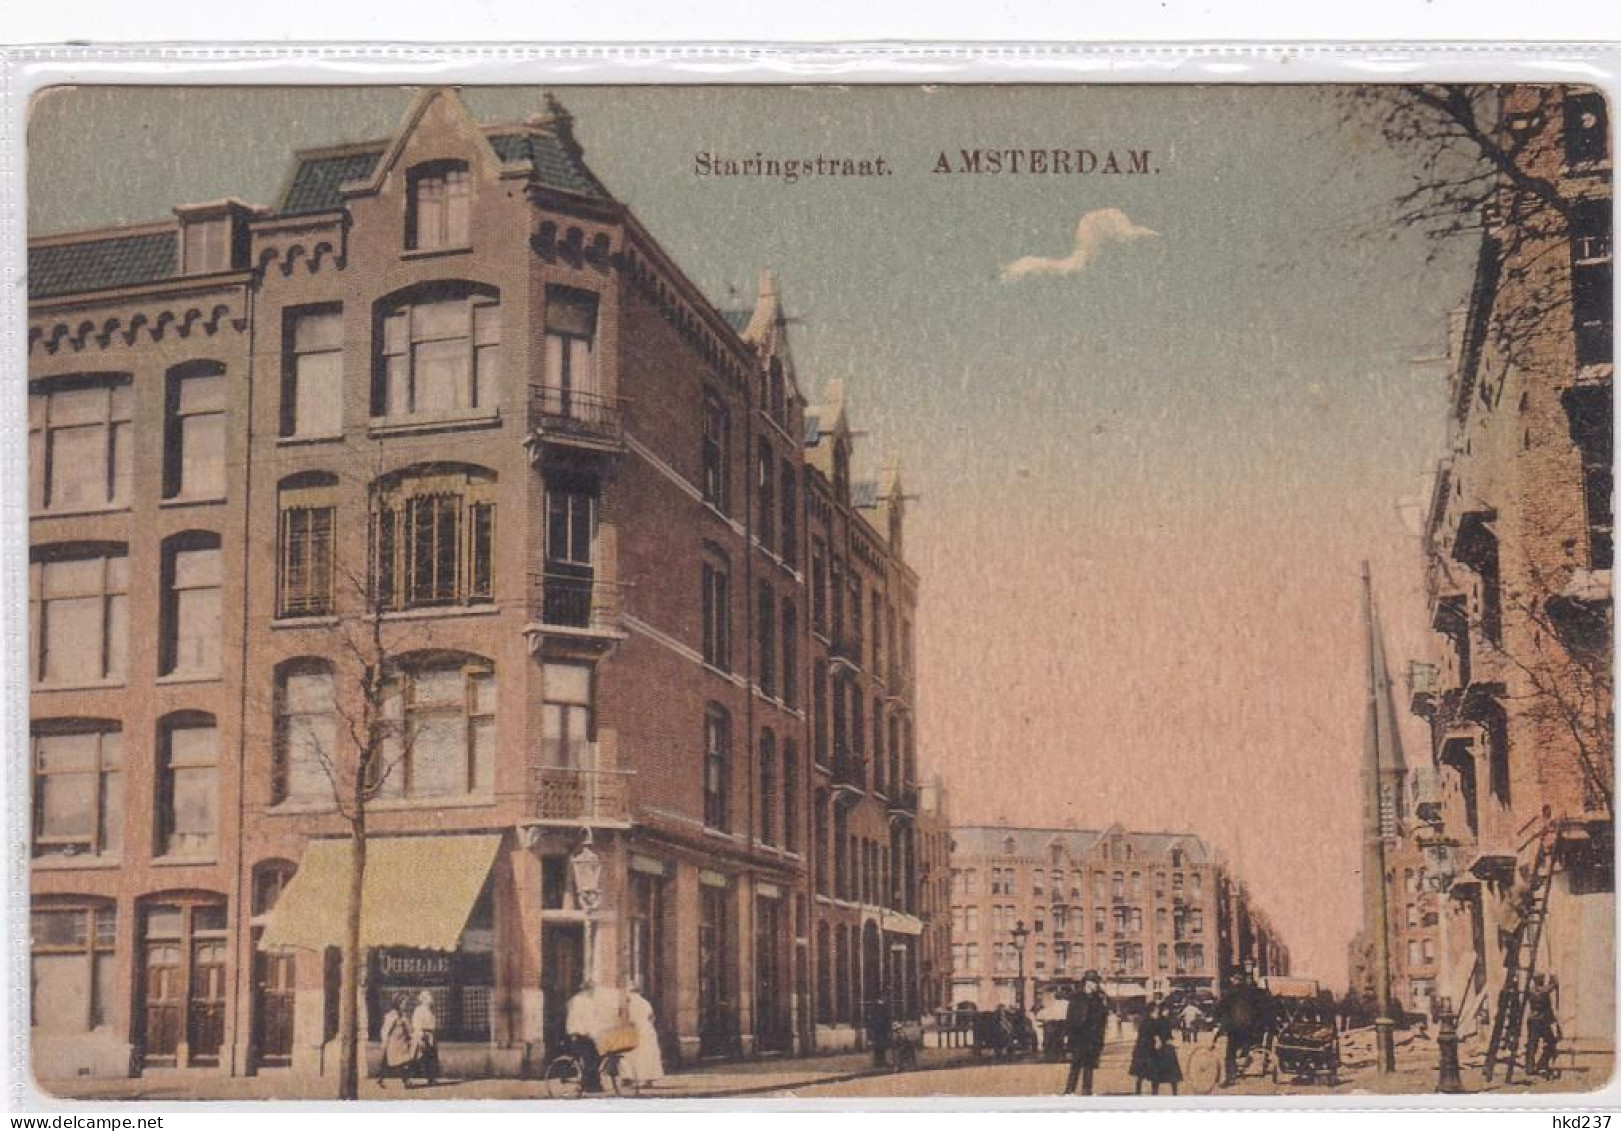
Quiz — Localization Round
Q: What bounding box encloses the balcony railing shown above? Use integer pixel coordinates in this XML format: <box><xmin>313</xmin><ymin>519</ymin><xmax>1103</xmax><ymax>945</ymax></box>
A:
<box><xmin>528</xmin><ymin>572</ymin><xmax>624</xmax><ymax>651</ymax></box>
<box><xmin>528</xmin><ymin>765</ymin><xmax>632</xmax><ymax>826</ymax></box>
<box><xmin>527</xmin><ymin>387</ymin><xmax>623</xmax><ymax>450</ymax></box>
<box><xmin>832</xmin><ymin>747</ymin><xmax>867</xmax><ymax>791</ymax></box>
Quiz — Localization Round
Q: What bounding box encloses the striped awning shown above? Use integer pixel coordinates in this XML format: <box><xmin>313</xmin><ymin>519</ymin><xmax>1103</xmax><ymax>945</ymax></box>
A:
<box><xmin>259</xmin><ymin>835</ymin><xmax>501</xmax><ymax>952</ymax></box>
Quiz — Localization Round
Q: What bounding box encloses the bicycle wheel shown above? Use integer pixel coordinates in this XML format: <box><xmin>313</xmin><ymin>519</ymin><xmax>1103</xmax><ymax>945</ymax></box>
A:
<box><xmin>544</xmin><ymin>1055</ymin><xmax>584</xmax><ymax>1099</ymax></box>
<box><xmin>607</xmin><ymin>1053</ymin><xmax>641</xmax><ymax>1097</ymax></box>
<box><xmin>1184</xmin><ymin>1045</ymin><xmax>1221</xmax><ymax>1094</ymax></box>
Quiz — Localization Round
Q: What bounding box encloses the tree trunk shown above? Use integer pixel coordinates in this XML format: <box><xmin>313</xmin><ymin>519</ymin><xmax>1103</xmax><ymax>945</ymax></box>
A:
<box><xmin>337</xmin><ymin>808</ymin><xmax>368</xmax><ymax>1099</ymax></box>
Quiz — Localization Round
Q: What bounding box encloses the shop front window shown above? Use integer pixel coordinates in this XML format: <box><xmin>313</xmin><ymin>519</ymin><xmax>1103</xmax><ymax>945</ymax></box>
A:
<box><xmin>369</xmin><ymin>884</ymin><xmax>495</xmax><ymax>1043</ymax></box>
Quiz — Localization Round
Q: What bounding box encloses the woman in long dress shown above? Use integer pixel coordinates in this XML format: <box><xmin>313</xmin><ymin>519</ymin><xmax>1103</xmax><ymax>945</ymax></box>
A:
<box><xmin>625</xmin><ymin>984</ymin><xmax>664</xmax><ymax>1086</ymax></box>
<box><xmin>378</xmin><ymin>993</ymin><xmax>414</xmax><ymax>1087</ymax></box>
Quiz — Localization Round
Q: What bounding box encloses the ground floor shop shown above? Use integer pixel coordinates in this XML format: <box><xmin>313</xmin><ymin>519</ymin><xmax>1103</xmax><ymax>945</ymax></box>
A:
<box><xmin>810</xmin><ymin>901</ymin><xmax>923</xmax><ymax>1051</ymax></box>
<box><xmin>31</xmin><ymin>827</ymin><xmax>824</xmax><ymax>1082</ymax></box>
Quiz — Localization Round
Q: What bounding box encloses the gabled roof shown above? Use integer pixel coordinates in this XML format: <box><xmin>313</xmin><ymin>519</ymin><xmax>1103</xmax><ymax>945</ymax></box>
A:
<box><xmin>852</xmin><ymin>480</ymin><xmax>880</xmax><ymax>508</ymax></box>
<box><xmin>276</xmin><ymin>122</ymin><xmax>609</xmax><ymax>217</ymax></box>
<box><xmin>29</xmin><ymin>230</ymin><xmax>178</xmax><ymax>300</ymax></box>
<box><xmin>720</xmin><ymin>309</ymin><xmax>752</xmax><ymax>333</ymax></box>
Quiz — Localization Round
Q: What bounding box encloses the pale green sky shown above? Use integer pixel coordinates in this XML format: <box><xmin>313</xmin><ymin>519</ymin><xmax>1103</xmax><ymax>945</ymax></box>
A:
<box><xmin>28</xmin><ymin>84</ymin><xmax>1480</xmax><ymax>985</ymax></box>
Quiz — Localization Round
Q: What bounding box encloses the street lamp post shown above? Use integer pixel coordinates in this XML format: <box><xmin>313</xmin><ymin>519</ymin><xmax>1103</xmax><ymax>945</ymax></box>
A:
<box><xmin>571</xmin><ymin>832</ymin><xmax>603</xmax><ymax>984</ymax></box>
<box><xmin>1011</xmin><ymin>919</ymin><xmax>1031</xmax><ymax>1014</ymax></box>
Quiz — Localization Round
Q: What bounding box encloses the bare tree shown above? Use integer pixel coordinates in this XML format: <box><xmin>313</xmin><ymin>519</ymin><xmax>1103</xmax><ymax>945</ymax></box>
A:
<box><xmin>264</xmin><ymin>448</ymin><xmax>437</xmax><ymax>1100</ymax></box>
<box><xmin>1334</xmin><ymin>84</ymin><xmax>1602</xmax><ymax>372</ymax></box>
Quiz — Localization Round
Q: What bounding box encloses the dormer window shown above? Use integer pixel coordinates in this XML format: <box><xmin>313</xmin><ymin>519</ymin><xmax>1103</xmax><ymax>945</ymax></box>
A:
<box><xmin>407</xmin><ymin>161</ymin><xmax>471</xmax><ymax>251</ymax></box>
<box><xmin>183</xmin><ymin>219</ymin><xmax>231</xmax><ymax>274</ymax></box>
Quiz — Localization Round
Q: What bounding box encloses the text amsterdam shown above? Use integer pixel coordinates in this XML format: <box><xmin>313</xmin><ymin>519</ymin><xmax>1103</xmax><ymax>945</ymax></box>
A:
<box><xmin>932</xmin><ymin>148</ymin><xmax>1157</xmax><ymax>175</ymax></box>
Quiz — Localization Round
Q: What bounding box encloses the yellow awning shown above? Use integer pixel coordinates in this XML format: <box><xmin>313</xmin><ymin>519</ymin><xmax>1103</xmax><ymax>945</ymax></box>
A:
<box><xmin>259</xmin><ymin>835</ymin><xmax>501</xmax><ymax>952</ymax></box>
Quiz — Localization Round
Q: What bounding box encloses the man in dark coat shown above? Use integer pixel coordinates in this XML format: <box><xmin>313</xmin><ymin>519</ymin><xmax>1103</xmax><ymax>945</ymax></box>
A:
<box><xmin>866</xmin><ymin>995</ymin><xmax>892</xmax><ymax>1067</ymax></box>
<box><xmin>1063</xmin><ymin>970</ymin><xmax>1111</xmax><ymax>1095</ymax></box>
<box><xmin>1526</xmin><ymin>974</ymin><xmax>1560</xmax><ymax>1077</ymax></box>
<box><xmin>1216</xmin><ymin>972</ymin><xmax>1268</xmax><ymax>1087</ymax></box>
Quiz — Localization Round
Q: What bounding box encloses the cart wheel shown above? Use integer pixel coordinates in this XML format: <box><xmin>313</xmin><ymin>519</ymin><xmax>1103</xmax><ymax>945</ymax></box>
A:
<box><xmin>544</xmin><ymin>1055</ymin><xmax>584</xmax><ymax>1099</ymax></box>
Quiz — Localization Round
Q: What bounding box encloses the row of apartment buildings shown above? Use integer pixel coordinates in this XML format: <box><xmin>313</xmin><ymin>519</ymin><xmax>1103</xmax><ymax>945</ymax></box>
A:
<box><xmin>945</xmin><ymin>825</ymin><xmax>1290</xmax><ymax>1011</ymax></box>
<box><xmin>1360</xmin><ymin>86</ymin><xmax>1613</xmax><ymax>1060</ymax></box>
<box><xmin>25</xmin><ymin>89</ymin><xmax>933</xmax><ymax>1081</ymax></box>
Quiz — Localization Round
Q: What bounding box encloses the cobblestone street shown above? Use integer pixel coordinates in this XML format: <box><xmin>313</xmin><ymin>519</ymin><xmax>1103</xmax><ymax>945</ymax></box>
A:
<box><xmin>35</xmin><ymin>1028</ymin><xmax>1608</xmax><ymax>1104</ymax></box>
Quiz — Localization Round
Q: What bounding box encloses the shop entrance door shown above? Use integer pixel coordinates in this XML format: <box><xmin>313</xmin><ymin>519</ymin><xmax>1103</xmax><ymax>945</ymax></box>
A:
<box><xmin>187</xmin><ymin>939</ymin><xmax>227</xmax><ymax>1065</ymax></box>
<box><xmin>255</xmin><ymin>950</ymin><xmax>296</xmax><ymax>1068</ymax></box>
<box><xmin>542</xmin><ymin>923</ymin><xmax>585</xmax><ymax>1060</ymax></box>
<box><xmin>698</xmin><ymin>884</ymin><xmax>735</xmax><ymax>1057</ymax></box>
<box><xmin>142</xmin><ymin>940</ymin><xmax>183</xmax><ymax>1065</ymax></box>
<box><xmin>754</xmin><ymin>897</ymin><xmax>788</xmax><ymax>1053</ymax></box>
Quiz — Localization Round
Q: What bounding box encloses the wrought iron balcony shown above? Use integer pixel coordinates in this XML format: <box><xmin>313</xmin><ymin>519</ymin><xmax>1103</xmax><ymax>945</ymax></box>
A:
<box><xmin>526</xmin><ymin>571</ymin><xmax>625</xmax><ymax>657</ymax></box>
<box><xmin>887</xmin><ymin>783</ymin><xmax>919</xmax><ymax>813</ymax></box>
<box><xmin>526</xmin><ymin>764</ymin><xmax>632</xmax><ymax>828</ymax></box>
<box><xmin>832</xmin><ymin>747</ymin><xmax>867</xmax><ymax>792</ymax></box>
<box><xmin>527</xmin><ymin>387</ymin><xmax>624</xmax><ymax>454</ymax></box>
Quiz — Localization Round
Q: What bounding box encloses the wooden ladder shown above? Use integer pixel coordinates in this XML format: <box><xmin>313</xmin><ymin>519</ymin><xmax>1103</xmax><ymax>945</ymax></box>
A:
<box><xmin>1483</xmin><ymin>825</ymin><xmax>1559</xmax><ymax>1083</ymax></box>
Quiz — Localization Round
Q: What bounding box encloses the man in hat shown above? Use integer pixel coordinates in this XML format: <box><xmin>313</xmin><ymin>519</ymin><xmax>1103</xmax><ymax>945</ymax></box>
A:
<box><xmin>1063</xmin><ymin>970</ymin><xmax>1110</xmax><ymax>1095</ymax></box>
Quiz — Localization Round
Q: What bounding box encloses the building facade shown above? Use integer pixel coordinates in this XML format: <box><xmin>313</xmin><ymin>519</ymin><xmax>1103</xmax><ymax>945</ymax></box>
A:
<box><xmin>946</xmin><ymin>825</ymin><xmax>1289</xmax><ymax>1011</ymax></box>
<box><xmin>26</xmin><ymin>88</ymin><xmax>926</xmax><ymax>1083</ymax></box>
<box><xmin>1408</xmin><ymin>86</ymin><xmax>1613</xmax><ymax>1060</ymax></box>
<box><xmin>799</xmin><ymin>377</ymin><xmax>926</xmax><ymax>1051</ymax></box>
<box><xmin>915</xmin><ymin>776</ymin><xmax>954</xmax><ymax>1017</ymax></box>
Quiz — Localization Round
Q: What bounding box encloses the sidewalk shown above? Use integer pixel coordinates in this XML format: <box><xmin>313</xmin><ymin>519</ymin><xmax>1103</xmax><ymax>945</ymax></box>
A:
<box><xmin>34</xmin><ymin>1044</ymin><xmax>983</xmax><ymax>1103</ymax></box>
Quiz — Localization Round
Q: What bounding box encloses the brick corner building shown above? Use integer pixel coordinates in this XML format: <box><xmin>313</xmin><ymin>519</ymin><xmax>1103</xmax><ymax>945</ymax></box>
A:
<box><xmin>26</xmin><ymin>88</ymin><xmax>932</xmax><ymax>1085</ymax></box>
<box><xmin>1407</xmin><ymin>85</ymin><xmax>1613</xmax><ymax>1067</ymax></box>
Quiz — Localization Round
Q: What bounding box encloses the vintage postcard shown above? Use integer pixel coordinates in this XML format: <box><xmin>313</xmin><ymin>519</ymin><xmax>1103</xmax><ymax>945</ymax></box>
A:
<box><xmin>14</xmin><ymin>78</ymin><xmax>1616</xmax><ymax>1103</ymax></box>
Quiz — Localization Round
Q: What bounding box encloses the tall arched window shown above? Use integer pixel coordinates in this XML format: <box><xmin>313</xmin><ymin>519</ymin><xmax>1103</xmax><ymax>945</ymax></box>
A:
<box><xmin>273</xmin><ymin>659</ymin><xmax>336</xmax><ymax>806</ymax></box>
<box><xmin>163</xmin><ymin>361</ymin><xmax>227</xmax><ymax>501</ymax></box>
<box><xmin>278</xmin><ymin>473</ymin><xmax>337</xmax><ymax>618</ymax></box>
<box><xmin>703</xmin><ymin>706</ymin><xmax>731</xmax><ymax>831</ymax></box>
<box><xmin>160</xmin><ymin>532</ymin><xmax>222</xmax><ymax>678</ymax></box>
<box><xmin>157</xmin><ymin>712</ymin><xmax>219</xmax><ymax>858</ymax></box>
<box><xmin>372</xmin><ymin>464</ymin><xmax>496</xmax><ymax>611</ymax></box>
<box><xmin>377</xmin><ymin>652</ymin><xmax>496</xmax><ymax>800</ymax></box>
<box><xmin>759</xmin><ymin>729</ymin><xmax>777</xmax><ymax>846</ymax></box>
<box><xmin>374</xmin><ymin>283</ymin><xmax>501</xmax><ymax>419</ymax></box>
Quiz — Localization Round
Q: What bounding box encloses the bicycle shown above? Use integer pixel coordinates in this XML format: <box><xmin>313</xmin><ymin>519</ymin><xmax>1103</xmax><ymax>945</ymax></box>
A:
<box><xmin>542</xmin><ymin>1043</ymin><xmax>642</xmax><ymax>1098</ymax></box>
<box><xmin>1185</xmin><ymin>1034</ymin><xmax>1273</xmax><ymax>1094</ymax></box>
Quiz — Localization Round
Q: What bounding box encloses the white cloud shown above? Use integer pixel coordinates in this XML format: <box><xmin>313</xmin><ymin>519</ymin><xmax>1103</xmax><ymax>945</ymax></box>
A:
<box><xmin>999</xmin><ymin>207</ymin><xmax>1159</xmax><ymax>283</ymax></box>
